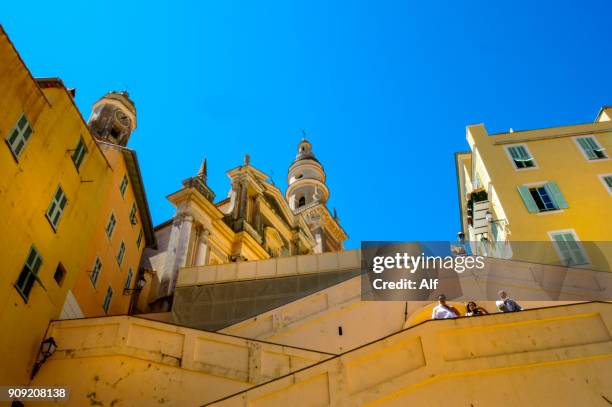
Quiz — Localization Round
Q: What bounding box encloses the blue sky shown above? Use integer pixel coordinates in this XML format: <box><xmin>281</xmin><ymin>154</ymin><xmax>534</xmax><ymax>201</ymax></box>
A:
<box><xmin>2</xmin><ymin>1</ymin><xmax>611</xmax><ymax>248</ymax></box>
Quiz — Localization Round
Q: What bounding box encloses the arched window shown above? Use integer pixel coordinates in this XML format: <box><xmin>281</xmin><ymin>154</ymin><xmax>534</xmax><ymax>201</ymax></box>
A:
<box><xmin>298</xmin><ymin>196</ymin><xmax>306</xmax><ymax>207</ymax></box>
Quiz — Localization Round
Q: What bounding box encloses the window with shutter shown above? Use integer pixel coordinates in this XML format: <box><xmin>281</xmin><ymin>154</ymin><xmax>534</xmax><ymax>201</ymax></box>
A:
<box><xmin>506</xmin><ymin>145</ymin><xmax>536</xmax><ymax>169</ymax></box>
<box><xmin>15</xmin><ymin>245</ymin><xmax>43</xmax><ymax>301</ymax></box>
<box><xmin>550</xmin><ymin>231</ymin><xmax>588</xmax><ymax>266</ymax></box>
<box><xmin>600</xmin><ymin>175</ymin><xmax>612</xmax><ymax>194</ymax></box>
<box><xmin>5</xmin><ymin>113</ymin><xmax>33</xmax><ymax>160</ymax></box>
<box><xmin>136</xmin><ymin>229</ymin><xmax>143</xmax><ymax>248</ymax></box>
<box><xmin>117</xmin><ymin>241</ymin><xmax>126</xmax><ymax>266</ymax></box>
<box><xmin>103</xmin><ymin>286</ymin><xmax>113</xmax><ymax>314</ymax></box>
<box><xmin>90</xmin><ymin>257</ymin><xmax>102</xmax><ymax>287</ymax></box>
<box><xmin>576</xmin><ymin>136</ymin><xmax>607</xmax><ymax>160</ymax></box>
<box><xmin>119</xmin><ymin>175</ymin><xmax>129</xmax><ymax>197</ymax></box>
<box><xmin>129</xmin><ymin>203</ymin><xmax>138</xmax><ymax>225</ymax></box>
<box><xmin>46</xmin><ymin>186</ymin><xmax>68</xmax><ymax>230</ymax></box>
<box><xmin>71</xmin><ymin>137</ymin><xmax>88</xmax><ymax>171</ymax></box>
<box><xmin>517</xmin><ymin>182</ymin><xmax>568</xmax><ymax>212</ymax></box>
<box><xmin>124</xmin><ymin>268</ymin><xmax>133</xmax><ymax>290</ymax></box>
<box><xmin>106</xmin><ymin>213</ymin><xmax>116</xmax><ymax>238</ymax></box>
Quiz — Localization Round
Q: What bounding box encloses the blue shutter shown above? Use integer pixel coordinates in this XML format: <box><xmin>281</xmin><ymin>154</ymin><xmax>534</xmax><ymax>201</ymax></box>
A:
<box><xmin>545</xmin><ymin>181</ymin><xmax>568</xmax><ymax>209</ymax></box>
<box><xmin>517</xmin><ymin>185</ymin><xmax>539</xmax><ymax>213</ymax></box>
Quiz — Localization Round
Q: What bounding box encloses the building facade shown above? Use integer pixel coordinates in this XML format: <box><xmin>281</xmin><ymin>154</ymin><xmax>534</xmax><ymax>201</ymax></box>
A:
<box><xmin>141</xmin><ymin>140</ymin><xmax>347</xmax><ymax>311</ymax></box>
<box><xmin>0</xmin><ymin>26</ymin><xmax>154</xmax><ymax>385</ymax></box>
<box><xmin>455</xmin><ymin>109</ymin><xmax>612</xmax><ymax>269</ymax></box>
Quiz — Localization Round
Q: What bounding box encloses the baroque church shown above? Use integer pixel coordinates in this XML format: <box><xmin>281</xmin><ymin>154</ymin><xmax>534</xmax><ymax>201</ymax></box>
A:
<box><xmin>141</xmin><ymin>139</ymin><xmax>348</xmax><ymax>311</ymax></box>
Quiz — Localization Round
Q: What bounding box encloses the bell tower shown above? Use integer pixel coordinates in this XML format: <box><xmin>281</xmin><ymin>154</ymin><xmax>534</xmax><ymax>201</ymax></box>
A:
<box><xmin>286</xmin><ymin>138</ymin><xmax>329</xmax><ymax>211</ymax></box>
<box><xmin>88</xmin><ymin>91</ymin><xmax>136</xmax><ymax>146</ymax></box>
<box><xmin>286</xmin><ymin>137</ymin><xmax>346</xmax><ymax>253</ymax></box>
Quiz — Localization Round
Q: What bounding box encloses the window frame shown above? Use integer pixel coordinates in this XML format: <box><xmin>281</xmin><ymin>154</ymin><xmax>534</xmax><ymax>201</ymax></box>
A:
<box><xmin>5</xmin><ymin>113</ymin><xmax>34</xmax><ymax>161</ymax></box>
<box><xmin>574</xmin><ymin>136</ymin><xmax>608</xmax><ymax>161</ymax></box>
<box><xmin>71</xmin><ymin>137</ymin><xmax>88</xmax><ymax>171</ymax></box>
<box><xmin>46</xmin><ymin>185</ymin><xmax>68</xmax><ymax>231</ymax></box>
<box><xmin>548</xmin><ymin>229</ymin><xmax>590</xmax><ymax>267</ymax></box>
<box><xmin>14</xmin><ymin>245</ymin><xmax>44</xmax><ymax>302</ymax></box>
<box><xmin>504</xmin><ymin>144</ymin><xmax>538</xmax><ymax>171</ymax></box>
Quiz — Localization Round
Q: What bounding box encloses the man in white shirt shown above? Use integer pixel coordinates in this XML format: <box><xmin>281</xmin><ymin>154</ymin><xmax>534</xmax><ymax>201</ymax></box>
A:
<box><xmin>432</xmin><ymin>294</ymin><xmax>460</xmax><ymax>319</ymax></box>
<box><xmin>496</xmin><ymin>290</ymin><xmax>522</xmax><ymax>312</ymax></box>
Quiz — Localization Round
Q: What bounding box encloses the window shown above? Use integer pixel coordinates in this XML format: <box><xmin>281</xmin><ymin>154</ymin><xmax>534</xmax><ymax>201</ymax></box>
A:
<box><xmin>600</xmin><ymin>174</ymin><xmax>612</xmax><ymax>194</ymax></box>
<box><xmin>102</xmin><ymin>286</ymin><xmax>113</xmax><ymax>314</ymax></box>
<box><xmin>124</xmin><ymin>268</ymin><xmax>133</xmax><ymax>290</ymax></box>
<box><xmin>5</xmin><ymin>113</ymin><xmax>33</xmax><ymax>160</ymax></box>
<box><xmin>15</xmin><ymin>245</ymin><xmax>43</xmax><ymax>301</ymax></box>
<box><xmin>530</xmin><ymin>186</ymin><xmax>556</xmax><ymax>211</ymax></box>
<box><xmin>517</xmin><ymin>182</ymin><xmax>568</xmax><ymax>213</ymax></box>
<box><xmin>129</xmin><ymin>203</ymin><xmax>138</xmax><ymax>225</ymax></box>
<box><xmin>117</xmin><ymin>241</ymin><xmax>126</xmax><ymax>266</ymax></box>
<box><xmin>506</xmin><ymin>145</ymin><xmax>536</xmax><ymax>169</ymax></box>
<box><xmin>54</xmin><ymin>263</ymin><xmax>66</xmax><ymax>286</ymax></box>
<box><xmin>106</xmin><ymin>213</ymin><xmax>116</xmax><ymax>238</ymax></box>
<box><xmin>298</xmin><ymin>196</ymin><xmax>306</xmax><ymax>207</ymax></box>
<box><xmin>119</xmin><ymin>174</ymin><xmax>129</xmax><ymax>197</ymax></box>
<box><xmin>136</xmin><ymin>229</ymin><xmax>143</xmax><ymax>248</ymax></box>
<box><xmin>576</xmin><ymin>136</ymin><xmax>607</xmax><ymax>160</ymax></box>
<box><xmin>90</xmin><ymin>257</ymin><xmax>102</xmax><ymax>287</ymax></box>
<box><xmin>550</xmin><ymin>231</ymin><xmax>589</xmax><ymax>266</ymax></box>
<box><xmin>46</xmin><ymin>186</ymin><xmax>68</xmax><ymax>230</ymax></box>
<box><xmin>71</xmin><ymin>137</ymin><xmax>87</xmax><ymax>171</ymax></box>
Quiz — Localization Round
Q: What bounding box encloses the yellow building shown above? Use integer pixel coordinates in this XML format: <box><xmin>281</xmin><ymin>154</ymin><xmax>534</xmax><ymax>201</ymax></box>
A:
<box><xmin>0</xmin><ymin>25</ymin><xmax>154</xmax><ymax>386</ymax></box>
<box><xmin>455</xmin><ymin>109</ymin><xmax>612</xmax><ymax>269</ymax></box>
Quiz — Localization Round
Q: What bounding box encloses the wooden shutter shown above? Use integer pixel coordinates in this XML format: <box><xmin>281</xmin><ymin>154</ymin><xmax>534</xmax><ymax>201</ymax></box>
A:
<box><xmin>545</xmin><ymin>182</ymin><xmax>568</xmax><ymax>209</ymax></box>
<box><xmin>517</xmin><ymin>185</ymin><xmax>539</xmax><ymax>213</ymax></box>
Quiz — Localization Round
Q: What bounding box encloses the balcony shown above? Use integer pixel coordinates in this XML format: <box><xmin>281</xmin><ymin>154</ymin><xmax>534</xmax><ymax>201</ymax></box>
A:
<box><xmin>466</xmin><ymin>189</ymin><xmax>489</xmax><ymax>237</ymax></box>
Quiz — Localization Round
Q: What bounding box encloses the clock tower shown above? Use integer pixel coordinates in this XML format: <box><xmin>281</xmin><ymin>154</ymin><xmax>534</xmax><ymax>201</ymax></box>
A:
<box><xmin>88</xmin><ymin>91</ymin><xmax>136</xmax><ymax>146</ymax></box>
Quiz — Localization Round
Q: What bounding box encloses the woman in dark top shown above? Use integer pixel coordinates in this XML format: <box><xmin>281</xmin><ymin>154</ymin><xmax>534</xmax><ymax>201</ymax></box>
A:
<box><xmin>466</xmin><ymin>301</ymin><xmax>489</xmax><ymax>316</ymax></box>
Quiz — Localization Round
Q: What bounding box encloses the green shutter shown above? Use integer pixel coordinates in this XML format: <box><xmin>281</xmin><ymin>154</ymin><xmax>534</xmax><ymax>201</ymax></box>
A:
<box><xmin>517</xmin><ymin>185</ymin><xmax>539</xmax><ymax>213</ymax></box>
<box><xmin>508</xmin><ymin>147</ymin><xmax>520</xmax><ymax>160</ymax></box>
<box><xmin>545</xmin><ymin>181</ymin><xmax>568</xmax><ymax>209</ymax></box>
<box><xmin>517</xmin><ymin>146</ymin><xmax>530</xmax><ymax>160</ymax></box>
<box><xmin>553</xmin><ymin>233</ymin><xmax>587</xmax><ymax>266</ymax></box>
<box><xmin>577</xmin><ymin>138</ymin><xmax>597</xmax><ymax>159</ymax></box>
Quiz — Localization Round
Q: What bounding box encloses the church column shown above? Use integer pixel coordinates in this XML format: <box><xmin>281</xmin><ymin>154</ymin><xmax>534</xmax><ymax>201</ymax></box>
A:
<box><xmin>168</xmin><ymin>213</ymin><xmax>194</xmax><ymax>295</ymax></box>
<box><xmin>193</xmin><ymin>227</ymin><xmax>210</xmax><ymax>266</ymax></box>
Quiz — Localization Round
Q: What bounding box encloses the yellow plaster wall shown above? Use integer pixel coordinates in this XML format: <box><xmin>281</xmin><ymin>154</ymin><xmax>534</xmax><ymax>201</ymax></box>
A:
<box><xmin>70</xmin><ymin>143</ymin><xmax>147</xmax><ymax>317</ymax></box>
<box><xmin>209</xmin><ymin>302</ymin><xmax>612</xmax><ymax>407</ymax></box>
<box><xmin>29</xmin><ymin>316</ymin><xmax>333</xmax><ymax>406</ymax></box>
